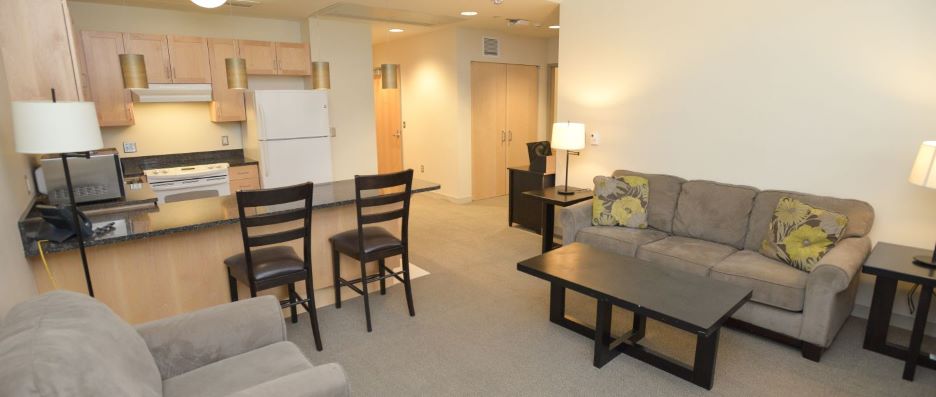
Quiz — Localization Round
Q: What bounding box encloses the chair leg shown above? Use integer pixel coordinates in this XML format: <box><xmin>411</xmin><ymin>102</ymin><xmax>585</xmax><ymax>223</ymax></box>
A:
<box><xmin>305</xmin><ymin>273</ymin><xmax>323</xmax><ymax>351</ymax></box>
<box><xmin>227</xmin><ymin>269</ymin><xmax>239</xmax><ymax>302</ymax></box>
<box><xmin>360</xmin><ymin>259</ymin><xmax>373</xmax><ymax>332</ymax></box>
<box><xmin>378</xmin><ymin>259</ymin><xmax>387</xmax><ymax>295</ymax></box>
<box><xmin>288</xmin><ymin>283</ymin><xmax>298</xmax><ymax>324</ymax></box>
<box><xmin>402</xmin><ymin>249</ymin><xmax>415</xmax><ymax>317</ymax></box>
<box><xmin>249</xmin><ymin>283</ymin><xmax>258</xmax><ymax>298</ymax></box>
<box><xmin>331</xmin><ymin>243</ymin><xmax>342</xmax><ymax>309</ymax></box>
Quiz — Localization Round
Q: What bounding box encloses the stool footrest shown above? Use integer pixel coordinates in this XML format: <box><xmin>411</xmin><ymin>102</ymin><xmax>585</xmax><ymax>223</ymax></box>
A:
<box><xmin>337</xmin><ymin>269</ymin><xmax>408</xmax><ymax>296</ymax></box>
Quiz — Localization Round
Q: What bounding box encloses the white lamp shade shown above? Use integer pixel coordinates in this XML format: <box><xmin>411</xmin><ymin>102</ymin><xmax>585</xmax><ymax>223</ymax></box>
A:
<box><xmin>13</xmin><ymin>102</ymin><xmax>103</xmax><ymax>154</ymax></box>
<box><xmin>551</xmin><ymin>122</ymin><xmax>586</xmax><ymax>151</ymax></box>
<box><xmin>909</xmin><ymin>141</ymin><xmax>936</xmax><ymax>188</ymax></box>
<box><xmin>191</xmin><ymin>0</ymin><xmax>227</xmax><ymax>8</ymax></box>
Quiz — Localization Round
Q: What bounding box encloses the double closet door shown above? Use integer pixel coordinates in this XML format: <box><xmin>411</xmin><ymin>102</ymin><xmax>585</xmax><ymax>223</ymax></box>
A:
<box><xmin>471</xmin><ymin>62</ymin><xmax>539</xmax><ymax>200</ymax></box>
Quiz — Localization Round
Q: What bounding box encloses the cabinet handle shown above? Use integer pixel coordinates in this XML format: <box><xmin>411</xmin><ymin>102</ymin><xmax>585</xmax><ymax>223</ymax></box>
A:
<box><xmin>171</xmin><ymin>67</ymin><xmax>176</xmax><ymax>80</ymax></box>
<box><xmin>508</xmin><ymin>130</ymin><xmax>513</xmax><ymax>142</ymax></box>
<box><xmin>501</xmin><ymin>130</ymin><xmax>506</xmax><ymax>143</ymax></box>
<box><xmin>165</xmin><ymin>65</ymin><xmax>170</xmax><ymax>79</ymax></box>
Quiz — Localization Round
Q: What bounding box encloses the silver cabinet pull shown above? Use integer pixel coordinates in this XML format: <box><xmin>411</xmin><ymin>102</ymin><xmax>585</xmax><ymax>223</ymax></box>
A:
<box><xmin>508</xmin><ymin>130</ymin><xmax>513</xmax><ymax>142</ymax></box>
<box><xmin>501</xmin><ymin>130</ymin><xmax>506</xmax><ymax>143</ymax></box>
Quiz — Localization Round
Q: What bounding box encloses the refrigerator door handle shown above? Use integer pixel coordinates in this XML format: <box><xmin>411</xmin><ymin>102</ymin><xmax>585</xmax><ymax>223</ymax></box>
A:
<box><xmin>261</xmin><ymin>144</ymin><xmax>270</xmax><ymax>178</ymax></box>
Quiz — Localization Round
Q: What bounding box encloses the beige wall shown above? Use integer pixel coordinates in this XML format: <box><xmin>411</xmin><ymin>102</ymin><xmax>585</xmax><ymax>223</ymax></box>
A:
<box><xmin>559</xmin><ymin>0</ymin><xmax>936</xmax><ymax>331</ymax></box>
<box><xmin>0</xmin><ymin>53</ymin><xmax>38</xmax><ymax>318</ymax></box>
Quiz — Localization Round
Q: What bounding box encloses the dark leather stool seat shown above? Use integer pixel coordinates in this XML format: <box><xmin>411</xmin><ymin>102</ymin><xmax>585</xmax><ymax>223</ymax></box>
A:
<box><xmin>224</xmin><ymin>246</ymin><xmax>305</xmax><ymax>286</ymax></box>
<box><xmin>330</xmin><ymin>227</ymin><xmax>402</xmax><ymax>259</ymax></box>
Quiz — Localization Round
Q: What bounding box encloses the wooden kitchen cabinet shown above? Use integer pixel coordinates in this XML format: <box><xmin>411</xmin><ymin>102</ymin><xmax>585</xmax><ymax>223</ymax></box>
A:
<box><xmin>0</xmin><ymin>0</ymin><xmax>82</xmax><ymax>101</ymax></box>
<box><xmin>167</xmin><ymin>35</ymin><xmax>211</xmax><ymax>83</ymax></box>
<box><xmin>229</xmin><ymin>164</ymin><xmax>261</xmax><ymax>192</ymax></box>
<box><xmin>274</xmin><ymin>42</ymin><xmax>312</xmax><ymax>76</ymax></box>
<box><xmin>207</xmin><ymin>38</ymin><xmax>246</xmax><ymax>122</ymax></box>
<box><xmin>123</xmin><ymin>33</ymin><xmax>172</xmax><ymax>84</ymax></box>
<box><xmin>238</xmin><ymin>40</ymin><xmax>277</xmax><ymax>75</ymax></box>
<box><xmin>80</xmin><ymin>31</ymin><xmax>134</xmax><ymax>127</ymax></box>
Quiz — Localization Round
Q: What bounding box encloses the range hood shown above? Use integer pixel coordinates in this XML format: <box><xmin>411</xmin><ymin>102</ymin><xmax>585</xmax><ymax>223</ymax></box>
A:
<box><xmin>130</xmin><ymin>84</ymin><xmax>212</xmax><ymax>103</ymax></box>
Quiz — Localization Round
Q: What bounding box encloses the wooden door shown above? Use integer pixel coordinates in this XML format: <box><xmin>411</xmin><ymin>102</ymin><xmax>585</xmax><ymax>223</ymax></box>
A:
<box><xmin>274</xmin><ymin>42</ymin><xmax>311</xmax><ymax>76</ymax></box>
<box><xmin>238</xmin><ymin>40</ymin><xmax>276</xmax><ymax>75</ymax></box>
<box><xmin>207</xmin><ymin>38</ymin><xmax>246</xmax><ymax>122</ymax></box>
<box><xmin>505</xmin><ymin>64</ymin><xmax>539</xmax><ymax>167</ymax></box>
<box><xmin>0</xmin><ymin>0</ymin><xmax>81</xmax><ymax>101</ymax></box>
<box><xmin>80</xmin><ymin>31</ymin><xmax>133</xmax><ymax>126</ymax></box>
<box><xmin>374</xmin><ymin>74</ymin><xmax>403</xmax><ymax>173</ymax></box>
<box><xmin>123</xmin><ymin>33</ymin><xmax>171</xmax><ymax>84</ymax></box>
<box><xmin>470</xmin><ymin>62</ymin><xmax>508</xmax><ymax>200</ymax></box>
<box><xmin>167</xmin><ymin>35</ymin><xmax>211</xmax><ymax>83</ymax></box>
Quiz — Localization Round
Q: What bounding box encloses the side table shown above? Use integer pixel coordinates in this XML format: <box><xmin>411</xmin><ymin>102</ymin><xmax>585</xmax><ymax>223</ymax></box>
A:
<box><xmin>862</xmin><ymin>242</ymin><xmax>936</xmax><ymax>381</ymax></box>
<box><xmin>522</xmin><ymin>187</ymin><xmax>592</xmax><ymax>253</ymax></box>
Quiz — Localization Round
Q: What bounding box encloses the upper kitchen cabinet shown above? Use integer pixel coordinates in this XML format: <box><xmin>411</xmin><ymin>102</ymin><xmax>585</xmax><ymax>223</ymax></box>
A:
<box><xmin>80</xmin><ymin>31</ymin><xmax>134</xmax><ymax>127</ymax></box>
<box><xmin>167</xmin><ymin>35</ymin><xmax>212</xmax><ymax>83</ymax></box>
<box><xmin>123</xmin><ymin>33</ymin><xmax>172</xmax><ymax>84</ymax></box>
<box><xmin>207</xmin><ymin>38</ymin><xmax>246</xmax><ymax>122</ymax></box>
<box><xmin>0</xmin><ymin>0</ymin><xmax>82</xmax><ymax>101</ymax></box>
<box><xmin>238</xmin><ymin>40</ymin><xmax>277</xmax><ymax>75</ymax></box>
<box><xmin>274</xmin><ymin>42</ymin><xmax>312</xmax><ymax>76</ymax></box>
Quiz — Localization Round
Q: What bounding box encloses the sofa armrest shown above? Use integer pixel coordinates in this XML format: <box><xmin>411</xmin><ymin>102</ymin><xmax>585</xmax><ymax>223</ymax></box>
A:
<box><xmin>800</xmin><ymin>236</ymin><xmax>870</xmax><ymax>347</ymax></box>
<box><xmin>559</xmin><ymin>200</ymin><xmax>592</xmax><ymax>245</ymax></box>
<box><xmin>136</xmin><ymin>295</ymin><xmax>286</xmax><ymax>380</ymax></box>
<box><xmin>807</xmin><ymin>236</ymin><xmax>870</xmax><ymax>294</ymax></box>
<box><xmin>226</xmin><ymin>364</ymin><xmax>350</xmax><ymax>397</ymax></box>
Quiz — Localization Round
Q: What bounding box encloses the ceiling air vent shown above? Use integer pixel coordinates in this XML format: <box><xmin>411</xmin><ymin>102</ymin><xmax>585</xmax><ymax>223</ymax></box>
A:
<box><xmin>482</xmin><ymin>37</ymin><xmax>500</xmax><ymax>57</ymax></box>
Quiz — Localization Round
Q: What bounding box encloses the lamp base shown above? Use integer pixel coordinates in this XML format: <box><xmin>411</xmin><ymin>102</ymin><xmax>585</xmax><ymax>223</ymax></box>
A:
<box><xmin>557</xmin><ymin>186</ymin><xmax>575</xmax><ymax>195</ymax></box>
<box><xmin>912</xmin><ymin>255</ymin><xmax>936</xmax><ymax>268</ymax></box>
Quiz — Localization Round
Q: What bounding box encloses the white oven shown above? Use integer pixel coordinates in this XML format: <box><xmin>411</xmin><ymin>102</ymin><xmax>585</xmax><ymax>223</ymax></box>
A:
<box><xmin>144</xmin><ymin>163</ymin><xmax>231</xmax><ymax>204</ymax></box>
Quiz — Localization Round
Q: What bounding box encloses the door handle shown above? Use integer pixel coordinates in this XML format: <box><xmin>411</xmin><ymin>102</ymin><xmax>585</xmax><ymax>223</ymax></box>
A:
<box><xmin>393</xmin><ymin>130</ymin><xmax>401</xmax><ymax>138</ymax></box>
<box><xmin>508</xmin><ymin>130</ymin><xmax>513</xmax><ymax>142</ymax></box>
<box><xmin>501</xmin><ymin>130</ymin><xmax>506</xmax><ymax>143</ymax></box>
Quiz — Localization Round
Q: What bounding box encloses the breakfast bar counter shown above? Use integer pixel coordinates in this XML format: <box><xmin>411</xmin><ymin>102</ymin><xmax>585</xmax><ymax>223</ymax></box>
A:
<box><xmin>21</xmin><ymin>178</ymin><xmax>440</xmax><ymax>324</ymax></box>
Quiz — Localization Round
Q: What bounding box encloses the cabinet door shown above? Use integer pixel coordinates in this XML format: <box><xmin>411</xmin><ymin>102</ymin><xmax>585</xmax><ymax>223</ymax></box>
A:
<box><xmin>505</xmin><ymin>64</ymin><xmax>539</xmax><ymax>167</ymax></box>
<box><xmin>167</xmin><ymin>35</ymin><xmax>211</xmax><ymax>83</ymax></box>
<box><xmin>207</xmin><ymin>38</ymin><xmax>246</xmax><ymax>122</ymax></box>
<box><xmin>274</xmin><ymin>42</ymin><xmax>311</xmax><ymax>76</ymax></box>
<box><xmin>470</xmin><ymin>62</ymin><xmax>508</xmax><ymax>200</ymax></box>
<box><xmin>238</xmin><ymin>40</ymin><xmax>276</xmax><ymax>75</ymax></box>
<box><xmin>0</xmin><ymin>0</ymin><xmax>81</xmax><ymax>101</ymax></box>
<box><xmin>123</xmin><ymin>33</ymin><xmax>172</xmax><ymax>84</ymax></box>
<box><xmin>80</xmin><ymin>31</ymin><xmax>133</xmax><ymax>126</ymax></box>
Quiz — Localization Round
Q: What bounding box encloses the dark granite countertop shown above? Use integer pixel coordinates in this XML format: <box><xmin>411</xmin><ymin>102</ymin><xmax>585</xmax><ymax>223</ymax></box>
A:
<box><xmin>19</xmin><ymin>179</ymin><xmax>440</xmax><ymax>257</ymax></box>
<box><xmin>121</xmin><ymin>149</ymin><xmax>258</xmax><ymax>177</ymax></box>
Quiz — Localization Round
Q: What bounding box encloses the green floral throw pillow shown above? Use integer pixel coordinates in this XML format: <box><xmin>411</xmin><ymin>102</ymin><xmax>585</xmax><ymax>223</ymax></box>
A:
<box><xmin>592</xmin><ymin>175</ymin><xmax>649</xmax><ymax>228</ymax></box>
<box><xmin>760</xmin><ymin>197</ymin><xmax>848</xmax><ymax>272</ymax></box>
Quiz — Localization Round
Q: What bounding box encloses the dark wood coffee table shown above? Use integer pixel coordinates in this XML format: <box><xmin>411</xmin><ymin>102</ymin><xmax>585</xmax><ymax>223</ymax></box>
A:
<box><xmin>517</xmin><ymin>243</ymin><xmax>752</xmax><ymax>390</ymax></box>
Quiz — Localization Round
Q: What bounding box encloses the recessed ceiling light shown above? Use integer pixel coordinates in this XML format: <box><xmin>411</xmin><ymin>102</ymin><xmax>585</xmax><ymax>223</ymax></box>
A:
<box><xmin>460</xmin><ymin>11</ymin><xmax>478</xmax><ymax>16</ymax></box>
<box><xmin>389</xmin><ymin>28</ymin><xmax>405</xmax><ymax>33</ymax></box>
<box><xmin>548</xmin><ymin>25</ymin><xmax>560</xmax><ymax>29</ymax></box>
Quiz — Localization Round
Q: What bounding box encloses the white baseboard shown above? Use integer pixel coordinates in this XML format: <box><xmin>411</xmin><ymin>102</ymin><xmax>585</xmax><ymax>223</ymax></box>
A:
<box><xmin>424</xmin><ymin>191</ymin><xmax>472</xmax><ymax>204</ymax></box>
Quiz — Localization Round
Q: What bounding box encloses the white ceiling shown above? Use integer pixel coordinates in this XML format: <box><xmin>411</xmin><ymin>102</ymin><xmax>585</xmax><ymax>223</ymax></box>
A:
<box><xmin>70</xmin><ymin>0</ymin><xmax>561</xmax><ymax>44</ymax></box>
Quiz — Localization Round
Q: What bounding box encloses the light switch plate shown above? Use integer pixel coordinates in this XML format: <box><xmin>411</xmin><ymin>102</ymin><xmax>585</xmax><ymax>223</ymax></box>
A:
<box><xmin>123</xmin><ymin>142</ymin><xmax>137</xmax><ymax>153</ymax></box>
<box><xmin>221</xmin><ymin>135</ymin><xmax>229</xmax><ymax>146</ymax></box>
<box><xmin>590</xmin><ymin>131</ymin><xmax>601</xmax><ymax>146</ymax></box>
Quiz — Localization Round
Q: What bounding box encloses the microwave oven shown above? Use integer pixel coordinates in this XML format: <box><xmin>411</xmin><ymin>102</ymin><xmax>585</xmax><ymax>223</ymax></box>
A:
<box><xmin>36</xmin><ymin>148</ymin><xmax>125</xmax><ymax>205</ymax></box>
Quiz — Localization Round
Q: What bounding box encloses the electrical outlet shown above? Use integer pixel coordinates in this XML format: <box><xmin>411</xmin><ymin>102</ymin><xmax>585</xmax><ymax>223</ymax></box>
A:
<box><xmin>221</xmin><ymin>135</ymin><xmax>229</xmax><ymax>146</ymax></box>
<box><xmin>420</xmin><ymin>165</ymin><xmax>425</xmax><ymax>173</ymax></box>
<box><xmin>590</xmin><ymin>131</ymin><xmax>601</xmax><ymax>146</ymax></box>
<box><xmin>123</xmin><ymin>142</ymin><xmax>137</xmax><ymax>153</ymax></box>
<box><xmin>24</xmin><ymin>174</ymin><xmax>32</xmax><ymax>194</ymax></box>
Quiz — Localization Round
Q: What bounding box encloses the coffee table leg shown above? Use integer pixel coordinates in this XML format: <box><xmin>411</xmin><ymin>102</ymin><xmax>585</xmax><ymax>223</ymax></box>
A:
<box><xmin>632</xmin><ymin>313</ymin><xmax>647</xmax><ymax>342</ymax></box>
<box><xmin>549</xmin><ymin>283</ymin><xmax>566</xmax><ymax>324</ymax></box>
<box><xmin>903</xmin><ymin>285</ymin><xmax>933</xmax><ymax>381</ymax></box>
<box><xmin>593</xmin><ymin>300</ymin><xmax>621</xmax><ymax>368</ymax></box>
<box><xmin>692</xmin><ymin>329</ymin><xmax>720</xmax><ymax>390</ymax></box>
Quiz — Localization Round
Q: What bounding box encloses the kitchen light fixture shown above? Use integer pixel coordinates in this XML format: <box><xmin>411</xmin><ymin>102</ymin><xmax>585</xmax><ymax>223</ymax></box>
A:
<box><xmin>548</xmin><ymin>25</ymin><xmax>560</xmax><ymax>29</ymax></box>
<box><xmin>551</xmin><ymin>121</ymin><xmax>586</xmax><ymax>195</ymax></box>
<box><xmin>389</xmin><ymin>28</ymin><xmax>405</xmax><ymax>33</ymax></box>
<box><xmin>460</xmin><ymin>11</ymin><xmax>478</xmax><ymax>16</ymax></box>
<box><xmin>311</xmin><ymin>61</ymin><xmax>331</xmax><ymax>90</ymax></box>
<box><xmin>119</xmin><ymin>54</ymin><xmax>148</xmax><ymax>89</ymax></box>
<box><xmin>225</xmin><ymin>58</ymin><xmax>248</xmax><ymax>90</ymax></box>
<box><xmin>379</xmin><ymin>64</ymin><xmax>399</xmax><ymax>89</ymax></box>
<box><xmin>192</xmin><ymin>0</ymin><xmax>227</xmax><ymax>8</ymax></box>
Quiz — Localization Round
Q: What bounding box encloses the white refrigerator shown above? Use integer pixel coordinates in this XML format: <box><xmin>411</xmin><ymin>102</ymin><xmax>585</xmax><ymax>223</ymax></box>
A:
<box><xmin>243</xmin><ymin>90</ymin><xmax>333</xmax><ymax>188</ymax></box>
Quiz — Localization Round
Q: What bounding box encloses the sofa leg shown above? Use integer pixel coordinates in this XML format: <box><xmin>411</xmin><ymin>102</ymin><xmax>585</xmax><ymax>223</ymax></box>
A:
<box><xmin>801</xmin><ymin>343</ymin><xmax>823</xmax><ymax>362</ymax></box>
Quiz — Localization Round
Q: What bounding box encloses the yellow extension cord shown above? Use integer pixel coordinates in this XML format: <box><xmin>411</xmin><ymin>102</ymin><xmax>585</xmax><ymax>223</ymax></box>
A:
<box><xmin>36</xmin><ymin>240</ymin><xmax>59</xmax><ymax>289</ymax></box>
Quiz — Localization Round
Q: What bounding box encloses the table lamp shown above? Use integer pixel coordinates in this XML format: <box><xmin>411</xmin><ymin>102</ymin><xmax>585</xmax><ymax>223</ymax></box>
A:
<box><xmin>552</xmin><ymin>121</ymin><xmax>586</xmax><ymax>195</ymax></box>
<box><xmin>909</xmin><ymin>140</ymin><xmax>936</xmax><ymax>267</ymax></box>
<box><xmin>13</xmin><ymin>98</ymin><xmax>104</xmax><ymax>295</ymax></box>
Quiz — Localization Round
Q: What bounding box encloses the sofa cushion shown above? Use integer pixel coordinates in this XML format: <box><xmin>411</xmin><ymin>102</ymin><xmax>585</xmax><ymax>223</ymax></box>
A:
<box><xmin>0</xmin><ymin>291</ymin><xmax>162</xmax><ymax>397</ymax></box>
<box><xmin>745</xmin><ymin>190</ymin><xmax>874</xmax><ymax>251</ymax></box>
<box><xmin>636</xmin><ymin>236</ymin><xmax>737</xmax><ymax>276</ymax></box>
<box><xmin>592</xmin><ymin>175</ymin><xmax>649</xmax><ymax>228</ymax></box>
<box><xmin>163</xmin><ymin>342</ymin><xmax>313</xmax><ymax>397</ymax></box>
<box><xmin>672</xmin><ymin>180</ymin><xmax>758</xmax><ymax>249</ymax></box>
<box><xmin>576</xmin><ymin>226</ymin><xmax>668</xmax><ymax>257</ymax></box>
<box><xmin>711</xmin><ymin>250</ymin><xmax>809</xmax><ymax>312</ymax></box>
<box><xmin>759</xmin><ymin>197</ymin><xmax>849</xmax><ymax>272</ymax></box>
<box><xmin>611</xmin><ymin>170</ymin><xmax>686</xmax><ymax>233</ymax></box>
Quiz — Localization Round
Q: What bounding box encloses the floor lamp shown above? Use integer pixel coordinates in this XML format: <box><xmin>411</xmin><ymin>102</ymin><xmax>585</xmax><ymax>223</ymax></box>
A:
<box><xmin>909</xmin><ymin>140</ymin><xmax>936</xmax><ymax>268</ymax></box>
<box><xmin>13</xmin><ymin>98</ymin><xmax>104</xmax><ymax>296</ymax></box>
<box><xmin>552</xmin><ymin>122</ymin><xmax>586</xmax><ymax>195</ymax></box>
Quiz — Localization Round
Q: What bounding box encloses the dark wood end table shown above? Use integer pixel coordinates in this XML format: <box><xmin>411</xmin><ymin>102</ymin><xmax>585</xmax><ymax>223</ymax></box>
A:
<box><xmin>862</xmin><ymin>242</ymin><xmax>936</xmax><ymax>381</ymax></box>
<box><xmin>522</xmin><ymin>186</ymin><xmax>592</xmax><ymax>253</ymax></box>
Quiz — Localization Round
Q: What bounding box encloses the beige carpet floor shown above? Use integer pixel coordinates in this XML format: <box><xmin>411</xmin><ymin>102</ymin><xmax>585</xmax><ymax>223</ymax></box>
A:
<box><xmin>287</xmin><ymin>194</ymin><xmax>936</xmax><ymax>396</ymax></box>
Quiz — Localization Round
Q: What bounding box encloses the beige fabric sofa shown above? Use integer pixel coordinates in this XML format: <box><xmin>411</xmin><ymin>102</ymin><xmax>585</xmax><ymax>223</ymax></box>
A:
<box><xmin>0</xmin><ymin>291</ymin><xmax>349</xmax><ymax>397</ymax></box>
<box><xmin>560</xmin><ymin>170</ymin><xmax>874</xmax><ymax>361</ymax></box>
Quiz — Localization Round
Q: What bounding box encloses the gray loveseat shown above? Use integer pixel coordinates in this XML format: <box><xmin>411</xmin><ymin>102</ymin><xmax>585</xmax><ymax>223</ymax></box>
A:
<box><xmin>560</xmin><ymin>170</ymin><xmax>874</xmax><ymax>361</ymax></box>
<box><xmin>0</xmin><ymin>291</ymin><xmax>349</xmax><ymax>397</ymax></box>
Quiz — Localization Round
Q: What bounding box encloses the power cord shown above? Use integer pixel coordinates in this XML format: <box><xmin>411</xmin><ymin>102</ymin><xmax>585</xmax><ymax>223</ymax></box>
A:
<box><xmin>907</xmin><ymin>283</ymin><xmax>936</xmax><ymax>314</ymax></box>
<box><xmin>36</xmin><ymin>240</ymin><xmax>59</xmax><ymax>289</ymax></box>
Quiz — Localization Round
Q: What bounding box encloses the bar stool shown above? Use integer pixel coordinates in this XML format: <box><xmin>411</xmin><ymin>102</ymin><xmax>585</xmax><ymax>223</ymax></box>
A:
<box><xmin>330</xmin><ymin>169</ymin><xmax>415</xmax><ymax>332</ymax></box>
<box><xmin>224</xmin><ymin>182</ymin><xmax>323</xmax><ymax>351</ymax></box>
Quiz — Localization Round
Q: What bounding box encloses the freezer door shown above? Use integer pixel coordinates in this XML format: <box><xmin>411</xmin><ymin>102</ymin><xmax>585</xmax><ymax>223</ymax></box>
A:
<box><xmin>255</xmin><ymin>91</ymin><xmax>330</xmax><ymax>140</ymax></box>
<box><xmin>258</xmin><ymin>137</ymin><xmax>333</xmax><ymax>188</ymax></box>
